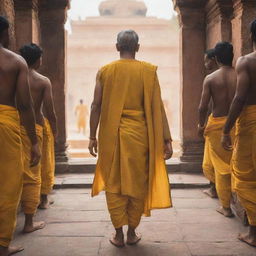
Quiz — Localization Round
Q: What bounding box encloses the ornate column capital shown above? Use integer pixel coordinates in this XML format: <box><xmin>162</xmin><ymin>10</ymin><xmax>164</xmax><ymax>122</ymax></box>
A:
<box><xmin>14</xmin><ymin>0</ymin><xmax>38</xmax><ymax>11</ymax></box>
<box><xmin>39</xmin><ymin>0</ymin><xmax>70</xmax><ymax>10</ymax></box>
<box><xmin>206</xmin><ymin>0</ymin><xmax>233</xmax><ymax>24</ymax></box>
<box><xmin>39</xmin><ymin>0</ymin><xmax>70</xmax><ymax>24</ymax></box>
<box><xmin>173</xmin><ymin>0</ymin><xmax>207</xmax><ymax>29</ymax></box>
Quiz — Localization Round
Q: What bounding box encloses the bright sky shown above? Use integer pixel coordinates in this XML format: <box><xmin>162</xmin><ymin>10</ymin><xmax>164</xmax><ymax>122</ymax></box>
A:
<box><xmin>68</xmin><ymin>0</ymin><xmax>176</xmax><ymax>20</ymax></box>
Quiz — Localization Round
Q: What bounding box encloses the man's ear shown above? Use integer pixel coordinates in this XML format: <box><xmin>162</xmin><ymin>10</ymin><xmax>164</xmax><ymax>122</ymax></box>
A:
<box><xmin>116</xmin><ymin>43</ymin><xmax>120</xmax><ymax>52</ymax></box>
<box><xmin>136</xmin><ymin>44</ymin><xmax>140</xmax><ymax>52</ymax></box>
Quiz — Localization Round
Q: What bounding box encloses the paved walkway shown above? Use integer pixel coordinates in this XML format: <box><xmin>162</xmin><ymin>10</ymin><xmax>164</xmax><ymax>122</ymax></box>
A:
<box><xmin>14</xmin><ymin>188</ymin><xmax>256</xmax><ymax>256</ymax></box>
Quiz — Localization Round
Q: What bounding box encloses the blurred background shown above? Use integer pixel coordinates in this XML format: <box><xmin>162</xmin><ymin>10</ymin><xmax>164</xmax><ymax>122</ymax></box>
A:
<box><xmin>66</xmin><ymin>0</ymin><xmax>180</xmax><ymax>158</ymax></box>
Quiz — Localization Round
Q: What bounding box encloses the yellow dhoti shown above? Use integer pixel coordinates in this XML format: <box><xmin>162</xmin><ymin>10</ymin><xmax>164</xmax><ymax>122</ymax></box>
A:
<box><xmin>92</xmin><ymin>60</ymin><xmax>172</xmax><ymax>228</ymax></box>
<box><xmin>21</xmin><ymin>125</ymin><xmax>43</xmax><ymax>214</ymax></box>
<box><xmin>41</xmin><ymin>118</ymin><xmax>55</xmax><ymax>195</ymax></box>
<box><xmin>0</xmin><ymin>105</ymin><xmax>23</xmax><ymax>247</ymax></box>
<box><xmin>203</xmin><ymin>115</ymin><xmax>234</xmax><ymax>208</ymax></box>
<box><xmin>77</xmin><ymin>117</ymin><xmax>86</xmax><ymax>132</ymax></box>
<box><xmin>232</xmin><ymin>106</ymin><xmax>256</xmax><ymax>225</ymax></box>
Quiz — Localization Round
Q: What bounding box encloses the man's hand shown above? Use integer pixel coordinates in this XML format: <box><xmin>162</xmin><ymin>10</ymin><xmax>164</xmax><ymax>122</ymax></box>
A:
<box><xmin>88</xmin><ymin>139</ymin><xmax>98</xmax><ymax>157</ymax></box>
<box><xmin>30</xmin><ymin>143</ymin><xmax>41</xmax><ymax>167</ymax></box>
<box><xmin>164</xmin><ymin>140</ymin><xmax>173</xmax><ymax>160</ymax></box>
<box><xmin>221</xmin><ymin>134</ymin><xmax>233</xmax><ymax>151</ymax></box>
<box><xmin>198</xmin><ymin>124</ymin><xmax>205</xmax><ymax>137</ymax></box>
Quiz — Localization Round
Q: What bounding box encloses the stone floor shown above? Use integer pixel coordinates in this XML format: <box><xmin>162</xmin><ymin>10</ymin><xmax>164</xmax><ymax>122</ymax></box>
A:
<box><xmin>13</xmin><ymin>188</ymin><xmax>256</xmax><ymax>256</ymax></box>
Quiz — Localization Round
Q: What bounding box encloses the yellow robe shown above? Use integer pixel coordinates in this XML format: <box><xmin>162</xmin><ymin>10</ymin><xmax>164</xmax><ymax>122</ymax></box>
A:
<box><xmin>21</xmin><ymin>124</ymin><xmax>43</xmax><ymax>214</ymax></box>
<box><xmin>203</xmin><ymin>115</ymin><xmax>234</xmax><ymax>208</ymax></box>
<box><xmin>0</xmin><ymin>105</ymin><xmax>23</xmax><ymax>247</ymax></box>
<box><xmin>232</xmin><ymin>105</ymin><xmax>256</xmax><ymax>225</ymax></box>
<box><xmin>75</xmin><ymin>104</ymin><xmax>88</xmax><ymax>132</ymax></box>
<box><xmin>41</xmin><ymin>118</ymin><xmax>55</xmax><ymax>195</ymax></box>
<box><xmin>92</xmin><ymin>60</ymin><xmax>172</xmax><ymax>217</ymax></box>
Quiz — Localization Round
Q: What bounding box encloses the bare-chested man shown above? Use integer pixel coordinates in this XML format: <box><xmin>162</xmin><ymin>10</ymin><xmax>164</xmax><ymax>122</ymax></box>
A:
<box><xmin>0</xmin><ymin>17</ymin><xmax>40</xmax><ymax>256</ymax></box>
<box><xmin>202</xmin><ymin>48</ymin><xmax>219</xmax><ymax>198</ymax></box>
<box><xmin>19</xmin><ymin>43</ymin><xmax>57</xmax><ymax>233</ymax></box>
<box><xmin>222</xmin><ymin>20</ymin><xmax>256</xmax><ymax>247</ymax></box>
<box><xmin>199</xmin><ymin>42</ymin><xmax>236</xmax><ymax>217</ymax></box>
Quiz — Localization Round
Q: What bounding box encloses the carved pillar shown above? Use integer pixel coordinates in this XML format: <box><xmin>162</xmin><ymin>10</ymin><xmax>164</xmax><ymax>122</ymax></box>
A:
<box><xmin>232</xmin><ymin>0</ymin><xmax>256</xmax><ymax>61</ymax></box>
<box><xmin>14</xmin><ymin>0</ymin><xmax>40</xmax><ymax>50</ymax></box>
<box><xmin>205</xmin><ymin>0</ymin><xmax>233</xmax><ymax>48</ymax></box>
<box><xmin>174</xmin><ymin>0</ymin><xmax>207</xmax><ymax>171</ymax></box>
<box><xmin>39</xmin><ymin>0</ymin><xmax>69</xmax><ymax>172</ymax></box>
<box><xmin>0</xmin><ymin>0</ymin><xmax>16</xmax><ymax>51</ymax></box>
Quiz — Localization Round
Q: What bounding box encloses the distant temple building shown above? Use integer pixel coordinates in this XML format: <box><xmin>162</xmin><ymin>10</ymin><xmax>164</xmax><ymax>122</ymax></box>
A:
<box><xmin>67</xmin><ymin>0</ymin><xmax>180</xmax><ymax>156</ymax></box>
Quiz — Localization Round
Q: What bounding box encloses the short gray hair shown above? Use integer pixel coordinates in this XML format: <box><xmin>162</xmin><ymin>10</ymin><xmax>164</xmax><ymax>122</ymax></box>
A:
<box><xmin>117</xmin><ymin>30</ymin><xmax>139</xmax><ymax>52</ymax></box>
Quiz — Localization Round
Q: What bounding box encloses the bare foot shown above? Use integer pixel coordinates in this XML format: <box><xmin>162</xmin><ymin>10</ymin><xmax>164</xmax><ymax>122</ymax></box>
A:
<box><xmin>23</xmin><ymin>221</ymin><xmax>45</xmax><ymax>233</ymax></box>
<box><xmin>238</xmin><ymin>227</ymin><xmax>256</xmax><ymax>247</ymax></box>
<box><xmin>127</xmin><ymin>233</ymin><xmax>142</xmax><ymax>245</ymax></box>
<box><xmin>38</xmin><ymin>195</ymin><xmax>53</xmax><ymax>209</ymax></box>
<box><xmin>109</xmin><ymin>234</ymin><xmax>125</xmax><ymax>248</ymax></box>
<box><xmin>0</xmin><ymin>246</ymin><xmax>24</xmax><ymax>256</ymax></box>
<box><xmin>216</xmin><ymin>207</ymin><xmax>234</xmax><ymax>218</ymax></box>
<box><xmin>203</xmin><ymin>187</ymin><xmax>218</xmax><ymax>198</ymax></box>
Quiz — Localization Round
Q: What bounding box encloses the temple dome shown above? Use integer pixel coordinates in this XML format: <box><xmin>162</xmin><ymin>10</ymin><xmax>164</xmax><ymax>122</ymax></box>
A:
<box><xmin>99</xmin><ymin>0</ymin><xmax>147</xmax><ymax>17</ymax></box>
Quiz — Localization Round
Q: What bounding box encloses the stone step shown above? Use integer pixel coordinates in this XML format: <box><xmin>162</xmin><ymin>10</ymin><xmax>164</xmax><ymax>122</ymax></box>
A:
<box><xmin>60</xmin><ymin>158</ymin><xmax>202</xmax><ymax>174</ymax></box>
<box><xmin>68</xmin><ymin>148</ymin><xmax>181</xmax><ymax>159</ymax></box>
<box><xmin>54</xmin><ymin>173</ymin><xmax>209</xmax><ymax>189</ymax></box>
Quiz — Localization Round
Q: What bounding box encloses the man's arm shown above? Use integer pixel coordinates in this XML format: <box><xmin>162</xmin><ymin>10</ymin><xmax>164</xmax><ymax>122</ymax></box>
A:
<box><xmin>198</xmin><ymin>76</ymin><xmax>211</xmax><ymax>130</ymax></box>
<box><xmin>16</xmin><ymin>58</ymin><xmax>40</xmax><ymax>166</ymax></box>
<box><xmin>223</xmin><ymin>57</ymin><xmax>249</xmax><ymax>134</ymax></box>
<box><xmin>43</xmin><ymin>78</ymin><xmax>58</xmax><ymax>138</ymax></box>
<box><xmin>154</xmin><ymin>74</ymin><xmax>173</xmax><ymax>160</ymax></box>
<box><xmin>88</xmin><ymin>71</ymin><xmax>102</xmax><ymax>157</ymax></box>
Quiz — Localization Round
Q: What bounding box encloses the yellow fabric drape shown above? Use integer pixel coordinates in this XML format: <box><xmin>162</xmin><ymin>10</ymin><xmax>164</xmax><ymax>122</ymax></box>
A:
<box><xmin>232</xmin><ymin>105</ymin><xmax>256</xmax><ymax>225</ymax></box>
<box><xmin>203</xmin><ymin>115</ymin><xmax>234</xmax><ymax>208</ymax></box>
<box><xmin>0</xmin><ymin>105</ymin><xmax>23</xmax><ymax>247</ymax></box>
<box><xmin>21</xmin><ymin>124</ymin><xmax>43</xmax><ymax>214</ymax></box>
<box><xmin>106</xmin><ymin>192</ymin><xmax>144</xmax><ymax>229</ymax></box>
<box><xmin>92</xmin><ymin>60</ymin><xmax>172</xmax><ymax>217</ymax></box>
<box><xmin>41</xmin><ymin>118</ymin><xmax>55</xmax><ymax>195</ymax></box>
<box><xmin>203</xmin><ymin>138</ymin><xmax>215</xmax><ymax>183</ymax></box>
<box><xmin>75</xmin><ymin>105</ymin><xmax>88</xmax><ymax>131</ymax></box>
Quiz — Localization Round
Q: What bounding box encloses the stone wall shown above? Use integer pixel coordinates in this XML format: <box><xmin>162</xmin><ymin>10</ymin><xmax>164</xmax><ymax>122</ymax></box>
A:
<box><xmin>0</xmin><ymin>0</ymin><xmax>16</xmax><ymax>51</ymax></box>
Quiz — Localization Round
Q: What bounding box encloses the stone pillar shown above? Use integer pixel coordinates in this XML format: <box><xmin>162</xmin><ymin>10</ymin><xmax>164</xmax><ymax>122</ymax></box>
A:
<box><xmin>39</xmin><ymin>0</ymin><xmax>69</xmax><ymax>172</ymax></box>
<box><xmin>14</xmin><ymin>0</ymin><xmax>40</xmax><ymax>50</ymax></box>
<box><xmin>205</xmin><ymin>0</ymin><xmax>233</xmax><ymax>48</ymax></box>
<box><xmin>232</xmin><ymin>0</ymin><xmax>256</xmax><ymax>61</ymax></box>
<box><xmin>0</xmin><ymin>0</ymin><xmax>16</xmax><ymax>51</ymax></box>
<box><xmin>173</xmin><ymin>0</ymin><xmax>207</xmax><ymax>171</ymax></box>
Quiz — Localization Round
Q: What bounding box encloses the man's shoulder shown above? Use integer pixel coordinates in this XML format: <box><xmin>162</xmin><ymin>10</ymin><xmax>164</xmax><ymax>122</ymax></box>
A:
<box><xmin>99</xmin><ymin>60</ymin><xmax>120</xmax><ymax>72</ymax></box>
<box><xmin>1</xmin><ymin>48</ymin><xmax>26</xmax><ymax>66</ymax></box>
<box><xmin>32</xmin><ymin>71</ymin><xmax>51</xmax><ymax>87</ymax></box>
<box><xmin>140</xmin><ymin>61</ymin><xmax>157</xmax><ymax>71</ymax></box>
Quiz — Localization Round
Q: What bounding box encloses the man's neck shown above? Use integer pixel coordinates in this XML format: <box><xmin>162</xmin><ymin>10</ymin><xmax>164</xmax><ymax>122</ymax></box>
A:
<box><xmin>253</xmin><ymin>42</ymin><xmax>256</xmax><ymax>52</ymax></box>
<box><xmin>120</xmin><ymin>52</ymin><xmax>136</xmax><ymax>60</ymax></box>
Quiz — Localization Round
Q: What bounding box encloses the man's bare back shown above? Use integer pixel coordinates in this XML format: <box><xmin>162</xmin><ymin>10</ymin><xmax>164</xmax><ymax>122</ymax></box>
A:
<box><xmin>27</xmin><ymin>70</ymin><xmax>51</xmax><ymax>126</ymax></box>
<box><xmin>237</xmin><ymin>52</ymin><xmax>256</xmax><ymax>106</ymax></box>
<box><xmin>0</xmin><ymin>48</ymin><xmax>27</xmax><ymax>106</ymax></box>
<box><xmin>206</xmin><ymin>67</ymin><xmax>236</xmax><ymax>117</ymax></box>
<box><xmin>19</xmin><ymin>43</ymin><xmax>57</xmax><ymax>136</ymax></box>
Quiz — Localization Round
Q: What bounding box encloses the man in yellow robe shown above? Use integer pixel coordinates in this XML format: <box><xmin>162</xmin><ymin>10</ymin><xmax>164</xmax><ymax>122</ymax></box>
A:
<box><xmin>0</xmin><ymin>17</ymin><xmax>40</xmax><ymax>256</ymax></box>
<box><xmin>19</xmin><ymin>44</ymin><xmax>57</xmax><ymax>231</ymax></box>
<box><xmin>222</xmin><ymin>20</ymin><xmax>256</xmax><ymax>247</ymax></box>
<box><xmin>75</xmin><ymin>99</ymin><xmax>88</xmax><ymax>135</ymax></box>
<box><xmin>39</xmin><ymin>118</ymin><xmax>56</xmax><ymax>209</ymax></box>
<box><xmin>89</xmin><ymin>30</ymin><xmax>173</xmax><ymax>247</ymax></box>
<box><xmin>202</xmin><ymin>48</ymin><xmax>219</xmax><ymax>198</ymax></box>
<box><xmin>198</xmin><ymin>42</ymin><xmax>236</xmax><ymax>217</ymax></box>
